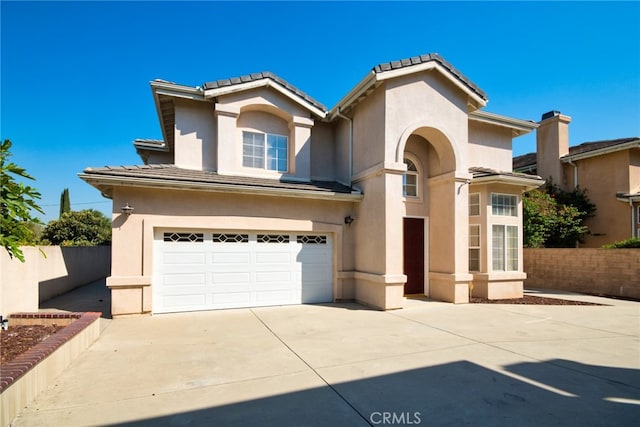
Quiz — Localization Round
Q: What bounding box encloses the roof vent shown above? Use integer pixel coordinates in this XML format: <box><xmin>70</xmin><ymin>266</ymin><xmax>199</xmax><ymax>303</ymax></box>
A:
<box><xmin>541</xmin><ymin>110</ymin><xmax>561</xmax><ymax>120</ymax></box>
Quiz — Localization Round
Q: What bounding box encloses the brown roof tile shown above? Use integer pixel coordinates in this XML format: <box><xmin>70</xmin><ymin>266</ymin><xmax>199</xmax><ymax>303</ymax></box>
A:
<box><xmin>82</xmin><ymin>164</ymin><xmax>357</xmax><ymax>195</ymax></box>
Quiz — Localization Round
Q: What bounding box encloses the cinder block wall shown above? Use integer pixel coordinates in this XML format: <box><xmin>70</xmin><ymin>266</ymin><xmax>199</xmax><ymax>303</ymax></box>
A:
<box><xmin>523</xmin><ymin>249</ymin><xmax>640</xmax><ymax>299</ymax></box>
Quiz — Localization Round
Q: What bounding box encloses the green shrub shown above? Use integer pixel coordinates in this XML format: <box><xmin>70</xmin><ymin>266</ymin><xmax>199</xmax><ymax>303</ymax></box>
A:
<box><xmin>602</xmin><ymin>237</ymin><xmax>640</xmax><ymax>249</ymax></box>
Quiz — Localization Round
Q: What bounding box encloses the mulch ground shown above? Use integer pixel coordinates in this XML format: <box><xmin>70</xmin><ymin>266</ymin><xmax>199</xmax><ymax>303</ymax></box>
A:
<box><xmin>470</xmin><ymin>295</ymin><xmax>604</xmax><ymax>306</ymax></box>
<box><xmin>1</xmin><ymin>325</ymin><xmax>64</xmax><ymax>366</ymax></box>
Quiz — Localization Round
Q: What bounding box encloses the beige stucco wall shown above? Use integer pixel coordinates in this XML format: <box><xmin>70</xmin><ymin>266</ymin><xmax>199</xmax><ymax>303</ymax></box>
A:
<box><xmin>108</xmin><ymin>186</ymin><xmax>357</xmax><ymax>315</ymax></box>
<box><xmin>352</xmin><ymin>84</ymin><xmax>386</xmax><ymax>176</ymax></box>
<box><xmin>564</xmin><ymin>150</ymin><xmax>635</xmax><ymax>247</ymax></box>
<box><xmin>468</xmin><ymin>120</ymin><xmax>514</xmax><ymax>172</ymax></box>
<box><xmin>310</xmin><ymin>120</ymin><xmax>336</xmax><ymax>181</ymax></box>
<box><xmin>0</xmin><ymin>246</ymin><xmax>111</xmax><ymax>315</ymax></box>
<box><xmin>174</xmin><ymin>98</ymin><xmax>217</xmax><ymax>171</ymax></box>
<box><xmin>524</xmin><ymin>248</ymin><xmax>639</xmax><ymax>299</ymax></box>
<box><xmin>214</xmin><ymin>88</ymin><xmax>315</xmax><ymax>181</ymax></box>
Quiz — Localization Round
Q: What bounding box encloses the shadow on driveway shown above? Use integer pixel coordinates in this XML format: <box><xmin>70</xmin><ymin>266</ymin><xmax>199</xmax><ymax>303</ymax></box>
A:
<box><xmin>110</xmin><ymin>359</ymin><xmax>639</xmax><ymax>426</ymax></box>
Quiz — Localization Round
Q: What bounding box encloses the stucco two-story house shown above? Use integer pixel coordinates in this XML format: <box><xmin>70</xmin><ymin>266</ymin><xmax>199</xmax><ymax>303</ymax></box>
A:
<box><xmin>80</xmin><ymin>53</ymin><xmax>543</xmax><ymax>316</ymax></box>
<box><xmin>514</xmin><ymin>111</ymin><xmax>640</xmax><ymax>247</ymax></box>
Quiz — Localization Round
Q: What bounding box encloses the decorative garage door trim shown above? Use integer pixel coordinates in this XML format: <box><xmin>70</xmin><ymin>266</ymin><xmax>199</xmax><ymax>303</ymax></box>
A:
<box><xmin>153</xmin><ymin>230</ymin><xmax>333</xmax><ymax>314</ymax></box>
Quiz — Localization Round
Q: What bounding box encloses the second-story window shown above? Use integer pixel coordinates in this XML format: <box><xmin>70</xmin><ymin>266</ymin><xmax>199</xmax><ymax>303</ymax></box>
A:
<box><xmin>403</xmin><ymin>158</ymin><xmax>418</xmax><ymax>197</ymax></box>
<box><xmin>242</xmin><ymin>131</ymin><xmax>288</xmax><ymax>172</ymax></box>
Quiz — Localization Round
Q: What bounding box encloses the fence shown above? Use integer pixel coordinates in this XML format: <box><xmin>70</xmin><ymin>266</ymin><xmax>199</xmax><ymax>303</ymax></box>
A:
<box><xmin>523</xmin><ymin>248</ymin><xmax>639</xmax><ymax>299</ymax></box>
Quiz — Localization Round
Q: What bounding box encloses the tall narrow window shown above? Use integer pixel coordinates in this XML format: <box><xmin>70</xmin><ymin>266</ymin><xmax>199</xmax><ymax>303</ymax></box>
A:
<box><xmin>242</xmin><ymin>131</ymin><xmax>288</xmax><ymax>172</ymax></box>
<box><xmin>469</xmin><ymin>224</ymin><xmax>481</xmax><ymax>272</ymax></box>
<box><xmin>403</xmin><ymin>158</ymin><xmax>418</xmax><ymax>197</ymax></box>
<box><xmin>469</xmin><ymin>193</ymin><xmax>480</xmax><ymax>216</ymax></box>
<box><xmin>492</xmin><ymin>225</ymin><xmax>518</xmax><ymax>271</ymax></box>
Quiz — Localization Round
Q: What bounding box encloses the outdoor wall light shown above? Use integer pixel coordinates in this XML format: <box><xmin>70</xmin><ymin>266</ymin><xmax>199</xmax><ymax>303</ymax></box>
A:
<box><xmin>344</xmin><ymin>215</ymin><xmax>355</xmax><ymax>225</ymax></box>
<box><xmin>121</xmin><ymin>203</ymin><xmax>134</xmax><ymax>215</ymax></box>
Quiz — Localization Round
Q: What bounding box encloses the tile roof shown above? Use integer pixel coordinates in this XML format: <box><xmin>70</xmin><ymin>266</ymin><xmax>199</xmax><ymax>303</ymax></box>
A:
<box><xmin>202</xmin><ymin>71</ymin><xmax>328</xmax><ymax>112</ymax></box>
<box><xmin>513</xmin><ymin>137</ymin><xmax>639</xmax><ymax>169</ymax></box>
<box><xmin>81</xmin><ymin>164</ymin><xmax>357</xmax><ymax>195</ymax></box>
<box><xmin>512</xmin><ymin>152</ymin><xmax>537</xmax><ymax>170</ymax></box>
<box><xmin>561</xmin><ymin>137</ymin><xmax>639</xmax><ymax>158</ymax></box>
<box><xmin>373</xmin><ymin>53</ymin><xmax>488</xmax><ymax>101</ymax></box>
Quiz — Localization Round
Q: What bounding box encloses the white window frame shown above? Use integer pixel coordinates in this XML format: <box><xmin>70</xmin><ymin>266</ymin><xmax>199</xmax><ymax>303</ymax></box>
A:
<box><xmin>492</xmin><ymin>224</ymin><xmax>518</xmax><ymax>271</ymax></box>
<box><xmin>491</xmin><ymin>193</ymin><xmax>518</xmax><ymax>217</ymax></box>
<box><xmin>469</xmin><ymin>224</ymin><xmax>481</xmax><ymax>272</ymax></box>
<box><xmin>403</xmin><ymin>157</ymin><xmax>419</xmax><ymax>198</ymax></box>
<box><xmin>242</xmin><ymin>131</ymin><xmax>288</xmax><ymax>172</ymax></box>
<box><xmin>469</xmin><ymin>193</ymin><xmax>480</xmax><ymax>216</ymax></box>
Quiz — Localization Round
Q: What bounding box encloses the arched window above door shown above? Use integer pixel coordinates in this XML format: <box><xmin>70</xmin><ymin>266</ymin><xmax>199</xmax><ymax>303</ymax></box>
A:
<box><xmin>403</xmin><ymin>158</ymin><xmax>418</xmax><ymax>197</ymax></box>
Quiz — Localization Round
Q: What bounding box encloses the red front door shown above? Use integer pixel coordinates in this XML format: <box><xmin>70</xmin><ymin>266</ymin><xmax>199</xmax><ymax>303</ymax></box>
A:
<box><xmin>403</xmin><ymin>217</ymin><xmax>425</xmax><ymax>295</ymax></box>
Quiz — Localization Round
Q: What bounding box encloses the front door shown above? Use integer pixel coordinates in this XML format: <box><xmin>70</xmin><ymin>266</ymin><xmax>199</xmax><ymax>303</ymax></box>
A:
<box><xmin>403</xmin><ymin>217</ymin><xmax>425</xmax><ymax>294</ymax></box>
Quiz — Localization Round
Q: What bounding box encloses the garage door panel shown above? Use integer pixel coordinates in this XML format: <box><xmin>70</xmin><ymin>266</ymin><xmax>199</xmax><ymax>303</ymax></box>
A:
<box><xmin>255</xmin><ymin>251</ymin><xmax>293</xmax><ymax>264</ymax></box>
<box><xmin>211</xmin><ymin>272</ymin><xmax>252</xmax><ymax>285</ymax></box>
<box><xmin>154</xmin><ymin>231</ymin><xmax>333</xmax><ymax>313</ymax></box>
<box><xmin>212</xmin><ymin>252</ymin><xmax>250</xmax><ymax>264</ymax></box>
<box><xmin>162</xmin><ymin>252</ymin><xmax>206</xmax><ymax>265</ymax></box>
<box><xmin>162</xmin><ymin>273</ymin><xmax>206</xmax><ymax>287</ymax></box>
<box><xmin>255</xmin><ymin>271</ymin><xmax>293</xmax><ymax>283</ymax></box>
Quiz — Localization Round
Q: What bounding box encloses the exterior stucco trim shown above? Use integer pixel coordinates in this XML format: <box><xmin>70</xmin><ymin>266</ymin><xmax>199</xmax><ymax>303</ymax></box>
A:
<box><xmin>395</xmin><ymin>121</ymin><xmax>462</xmax><ymax>171</ymax></box>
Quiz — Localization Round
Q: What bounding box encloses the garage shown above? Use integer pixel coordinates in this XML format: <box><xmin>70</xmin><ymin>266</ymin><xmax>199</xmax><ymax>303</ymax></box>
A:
<box><xmin>153</xmin><ymin>230</ymin><xmax>333</xmax><ymax>313</ymax></box>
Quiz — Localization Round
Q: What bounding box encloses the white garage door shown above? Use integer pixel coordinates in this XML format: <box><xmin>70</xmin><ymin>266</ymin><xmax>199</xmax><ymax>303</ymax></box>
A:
<box><xmin>153</xmin><ymin>230</ymin><xmax>333</xmax><ymax>313</ymax></box>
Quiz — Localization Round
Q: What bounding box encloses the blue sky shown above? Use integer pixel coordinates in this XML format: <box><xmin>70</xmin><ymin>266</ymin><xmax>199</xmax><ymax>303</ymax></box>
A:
<box><xmin>2</xmin><ymin>1</ymin><xmax>639</xmax><ymax>222</ymax></box>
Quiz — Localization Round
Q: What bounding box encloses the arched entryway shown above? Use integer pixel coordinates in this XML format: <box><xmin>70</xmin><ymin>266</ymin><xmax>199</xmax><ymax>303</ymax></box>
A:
<box><xmin>400</xmin><ymin>125</ymin><xmax>458</xmax><ymax>298</ymax></box>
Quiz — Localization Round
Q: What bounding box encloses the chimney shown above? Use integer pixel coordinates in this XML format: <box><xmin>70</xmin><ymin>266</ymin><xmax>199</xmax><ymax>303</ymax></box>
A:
<box><xmin>536</xmin><ymin>110</ymin><xmax>571</xmax><ymax>188</ymax></box>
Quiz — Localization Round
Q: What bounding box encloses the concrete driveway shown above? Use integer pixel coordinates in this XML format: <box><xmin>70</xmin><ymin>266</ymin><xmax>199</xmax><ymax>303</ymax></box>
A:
<box><xmin>14</xmin><ymin>288</ymin><xmax>640</xmax><ymax>426</ymax></box>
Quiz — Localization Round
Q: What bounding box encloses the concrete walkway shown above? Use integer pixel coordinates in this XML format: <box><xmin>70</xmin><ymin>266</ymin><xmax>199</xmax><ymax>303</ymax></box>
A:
<box><xmin>13</xmin><ymin>286</ymin><xmax>640</xmax><ymax>426</ymax></box>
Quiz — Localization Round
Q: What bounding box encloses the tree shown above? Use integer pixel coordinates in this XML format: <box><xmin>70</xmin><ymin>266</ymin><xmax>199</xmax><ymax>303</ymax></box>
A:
<box><xmin>0</xmin><ymin>139</ymin><xmax>45</xmax><ymax>261</ymax></box>
<box><xmin>523</xmin><ymin>182</ymin><xmax>596</xmax><ymax>248</ymax></box>
<box><xmin>59</xmin><ymin>188</ymin><xmax>70</xmax><ymax>217</ymax></box>
<box><xmin>41</xmin><ymin>209</ymin><xmax>112</xmax><ymax>246</ymax></box>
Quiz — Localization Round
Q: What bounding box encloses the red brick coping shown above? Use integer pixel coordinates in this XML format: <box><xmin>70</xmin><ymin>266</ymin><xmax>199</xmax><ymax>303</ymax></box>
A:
<box><xmin>0</xmin><ymin>312</ymin><xmax>101</xmax><ymax>393</ymax></box>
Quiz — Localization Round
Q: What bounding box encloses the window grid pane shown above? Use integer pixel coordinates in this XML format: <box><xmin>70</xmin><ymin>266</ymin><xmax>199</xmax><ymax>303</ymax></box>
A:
<box><xmin>242</xmin><ymin>132</ymin><xmax>265</xmax><ymax>169</ymax></box>
<box><xmin>491</xmin><ymin>194</ymin><xmax>517</xmax><ymax>216</ymax></box>
<box><xmin>507</xmin><ymin>226</ymin><xmax>518</xmax><ymax>271</ymax></box>
<box><xmin>469</xmin><ymin>224</ymin><xmax>481</xmax><ymax>272</ymax></box>
<box><xmin>403</xmin><ymin>173</ymin><xmax>418</xmax><ymax>197</ymax></box>
<box><xmin>492</xmin><ymin>225</ymin><xmax>505</xmax><ymax>271</ymax></box>
<box><xmin>469</xmin><ymin>193</ymin><xmax>480</xmax><ymax>216</ymax></box>
<box><xmin>267</xmin><ymin>134</ymin><xmax>287</xmax><ymax>172</ymax></box>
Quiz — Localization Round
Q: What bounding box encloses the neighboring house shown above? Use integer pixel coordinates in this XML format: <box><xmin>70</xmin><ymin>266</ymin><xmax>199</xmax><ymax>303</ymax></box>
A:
<box><xmin>80</xmin><ymin>53</ymin><xmax>542</xmax><ymax>316</ymax></box>
<box><xmin>514</xmin><ymin>111</ymin><xmax>640</xmax><ymax>247</ymax></box>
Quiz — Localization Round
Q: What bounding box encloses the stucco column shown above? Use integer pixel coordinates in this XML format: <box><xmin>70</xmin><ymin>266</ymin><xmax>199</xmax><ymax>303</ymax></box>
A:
<box><xmin>290</xmin><ymin>116</ymin><xmax>313</xmax><ymax>180</ymax></box>
<box><xmin>214</xmin><ymin>103</ymin><xmax>240</xmax><ymax>174</ymax></box>
<box><xmin>427</xmin><ymin>172</ymin><xmax>473</xmax><ymax>303</ymax></box>
<box><xmin>351</xmin><ymin>164</ymin><xmax>407</xmax><ymax>310</ymax></box>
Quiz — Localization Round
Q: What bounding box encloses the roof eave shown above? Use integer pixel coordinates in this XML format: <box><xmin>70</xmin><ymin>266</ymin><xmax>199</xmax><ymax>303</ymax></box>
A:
<box><xmin>471</xmin><ymin>174</ymin><xmax>544</xmax><ymax>191</ymax></box>
<box><xmin>78</xmin><ymin>174</ymin><xmax>363</xmax><ymax>203</ymax></box>
<box><xmin>470</xmin><ymin>110</ymin><xmax>538</xmax><ymax>137</ymax></box>
<box><xmin>203</xmin><ymin>79</ymin><xmax>327</xmax><ymax>119</ymax></box>
<box><xmin>561</xmin><ymin>140</ymin><xmax>640</xmax><ymax>162</ymax></box>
